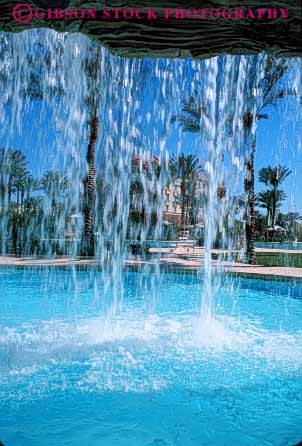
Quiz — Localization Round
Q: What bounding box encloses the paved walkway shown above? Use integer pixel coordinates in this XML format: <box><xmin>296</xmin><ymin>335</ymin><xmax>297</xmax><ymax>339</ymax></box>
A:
<box><xmin>0</xmin><ymin>256</ymin><xmax>95</xmax><ymax>267</ymax></box>
<box><xmin>1</xmin><ymin>255</ymin><xmax>302</xmax><ymax>279</ymax></box>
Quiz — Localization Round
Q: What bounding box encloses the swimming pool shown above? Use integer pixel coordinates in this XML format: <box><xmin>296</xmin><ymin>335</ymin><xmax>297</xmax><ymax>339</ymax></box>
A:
<box><xmin>1</xmin><ymin>268</ymin><xmax>302</xmax><ymax>446</ymax></box>
<box><xmin>256</xmin><ymin>242</ymin><xmax>302</xmax><ymax>250</ymax></box>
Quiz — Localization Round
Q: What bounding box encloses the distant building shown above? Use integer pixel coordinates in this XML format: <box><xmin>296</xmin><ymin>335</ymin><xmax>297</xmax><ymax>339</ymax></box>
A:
<box><xmin>163</xmin><ymin>172</ymin><xmax>208</xmax><ymax>227</ymax></box>
<box><xmin>130</xmin><ymin>156</ymin><xmax>208</xmax><ymax>229</ymax></box>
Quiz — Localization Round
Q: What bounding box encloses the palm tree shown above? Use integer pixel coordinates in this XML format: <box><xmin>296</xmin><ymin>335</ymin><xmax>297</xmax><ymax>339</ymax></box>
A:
<box><xmin>83</xmin><ymin>46</ymin><xmax>101</xmax><ymax>257</ymax></box>
<box><xmin>0</xmin><ymin>148</ymin><xmax>8</xmax><ymax>212</ymax></box>
<box><xmin>14</xmin><ymin>167</ymin><xmax>30</xmax><ymax>213</ymax></box>
<box><xmin>6</xmin><ymin>149</ymin><xmax>27</xmax><ymax>208</ymax></box>
<box><xmin>256</xmin><ymin>190</ymin><xmax>274</xmax><ymax>226</ymax></box>
<box><xmin>244</xmin><ymin>58</ymin><xmax>295</xmax><ymax>263</ymax></box>
<box><xmin>243</xmin><ymin>126</ymin><xmax>256</xmax><ymax>264</ymax></box>
<box><xmin>259</xmin><ymin>165</ymin><xmax>291</xmax><ymax>188</ymax></box>
<box><xmin>40</xmin><ymin>170</ymin><xmax>69</xmax><ymax>210</ymax></box>
<box><xmin>1</xmin><ymin>149</ymin><xmax>28</xmax><ymax>254</ymax></box>
<box><xmin>171</xmin><ymin>97</ymin><xmax>206</xmax><ymax>229</ymax></box>
<box><xmin>277</xmin><ymin>211</ymin><xmax>302</xmax><ymax>239</ymax></box>
<box><xmin>39</xmin><ymin>170</ymin><xmax>69</xmax><ymax>247</ymax></box>
<box><xmin>171</xmin><ymin>96</ymin><xmax>207</xmax><ymax>133</ymax></box>
<box><xmin>258</xmin><ymin>165</ymin><xmax>291</xmax><ymax>226</ymax></box>
<box><xmin>0</xmin><ymin>148</ymin><xmax>42</xmax><ymax>254</ymax></box>
<box><xmin>257</xmin><ymin>189</ymin><xmax>287</xmax><ymax>228</ymax></box>
<box><xmin>23</xmin><ymin>175</ymin><xmax>40</xmax><ymax>206</ymax></box>
<box><xmin>169</xmin><ymin>153</ymin><xmax>201</xmax><ymax>227</ymax></box>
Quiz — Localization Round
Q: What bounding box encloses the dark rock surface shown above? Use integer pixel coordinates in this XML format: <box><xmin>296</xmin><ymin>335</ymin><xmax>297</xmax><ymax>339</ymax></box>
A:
<box><xmin>0</xmin><ymin>0</ymin><xmax>301</xmax><ymax>58</ymax></box>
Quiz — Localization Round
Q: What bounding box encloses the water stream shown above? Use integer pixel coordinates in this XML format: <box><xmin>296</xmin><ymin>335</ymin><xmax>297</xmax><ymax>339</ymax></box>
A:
<box><xmin>0</xmin><ymin>29</ymin><xmax>301</xmax><ymax>319</ymax></box>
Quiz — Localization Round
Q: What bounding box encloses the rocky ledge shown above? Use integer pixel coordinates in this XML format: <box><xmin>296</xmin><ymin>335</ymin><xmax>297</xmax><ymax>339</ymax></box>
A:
<box><xmin>0</xmin><ymin>0</ymin><xmax>301</xmax><ymax>58</ymax></box>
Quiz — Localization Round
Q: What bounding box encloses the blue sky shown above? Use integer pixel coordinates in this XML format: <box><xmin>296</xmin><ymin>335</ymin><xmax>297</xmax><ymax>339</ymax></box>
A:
<box><xmin>254</xmin><ymin>98</ymin><xmax>302</xmax><ymax>212</ymax></box>
<box><xmin>6</xmin><ymin>93</ymin><xmax>302</xmax><ymax>214</ymax></box>
<box><xmin>164</xmin><ymin>96</ymin><xmax>302</xmax><ymax>213</ymax></box>
<box><xmin>3</xmin><ymin>54</ymin><xmax>301</xmax><ymax>216</ymax></box>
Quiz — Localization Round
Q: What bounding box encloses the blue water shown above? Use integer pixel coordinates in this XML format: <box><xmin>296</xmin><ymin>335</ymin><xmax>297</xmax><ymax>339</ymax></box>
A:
<box><xmin>1</xmin><ymin>268</ymin><xmax>302</xmax><ymax>446</ymax></box>
<box><xmin>256</xmin><ymin>242</ymin><xmax>302</xmax><ymax>250</ymax></box>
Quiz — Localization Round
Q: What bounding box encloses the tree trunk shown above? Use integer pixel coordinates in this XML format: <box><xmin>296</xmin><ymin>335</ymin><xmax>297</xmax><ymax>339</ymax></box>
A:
<box><xmin>0</xmin><ymin>175</ymin><xmax>5</xmax><ymax>212</ymax></box>
<box><xmin>266</xmin><ymin>209</ymin><xmax>270</xmax><ymax>229</ymax></box>
<box><xmin>17</xmin><ymin>186</ymin><xmax>20</xmax><ymax>213</ymax></box>
<box><xmin>21</xmin><ymin>189</ymin><xmax>25</xmax><ymax>212</ymax></box>
<box><xmin>12</xmin><ymin>217</ymin><xmax>18</xmax><ymax>256</ymax></box>
<box><xmin>84</xmin><ymin>115</ymin><xmax>98</xmax><ymax>256</ymax></box>
<box><xmin>180</xmin><ymin>181</ymin><xmax>186</xmax><ymax>227</ymax></box>
<box><xmin>185</xmin><ymin>194</ymin><xmax>190</xmax><ymax>227</ymax></box>
<box><xmin>8</xmin><ymin>176</ymin><xmax>13</xmax><ymax>208</ymax></box>
<box><xmin>245</xmin><ymin>149</ymin><xmax>256</xmax><ymax>264</ymax></box>
<box><xmin>272</xmin><ymin>188</ymin><xmax>277</xmax><ymax>227</ymax></box>
<box><xmin>26</xmin><ymin>189</ymin><xmax>31</xmax><ymax>209</ymax></box>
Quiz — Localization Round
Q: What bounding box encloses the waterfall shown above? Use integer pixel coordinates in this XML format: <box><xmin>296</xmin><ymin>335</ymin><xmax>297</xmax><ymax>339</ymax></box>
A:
<box><xmin>200</xmin><ymin>55</ymin><xmax>260</xmax><ymax>319</ymax></box>
<box><xmin>0</xmin><ymin>29</ymin><xmax>301</xmax><ymax>319</ymax></box>
<box><xmin>0</xmin><ymin>30</ymin><xmax>89</xmax><ymax>257</ymax></box>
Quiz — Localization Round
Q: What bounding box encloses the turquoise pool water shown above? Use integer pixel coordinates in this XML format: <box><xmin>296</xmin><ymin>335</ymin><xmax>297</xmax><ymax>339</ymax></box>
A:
<box><xmin>1</xmin><ymin>268</ymin><xmax>302</xmax><ymax>446</ymax></box>
<box><xmin>256</xmin><ymin>242</ymin><xmax>302</xmax><ymax>250</ymax></box>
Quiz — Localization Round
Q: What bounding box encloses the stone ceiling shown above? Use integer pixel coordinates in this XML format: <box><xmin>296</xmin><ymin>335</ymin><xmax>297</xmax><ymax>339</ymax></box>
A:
<box><xmin>0</xmin><ymin>0</ymin><xmax>301</xmax><ymax>58</ymax></box>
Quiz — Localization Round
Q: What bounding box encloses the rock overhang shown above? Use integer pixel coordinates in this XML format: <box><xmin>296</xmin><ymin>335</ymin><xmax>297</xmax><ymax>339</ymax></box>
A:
<box><xmin>0</xmin><ymin>0</ymin><xmax>301</xmax><ymax>58</ymax></box>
